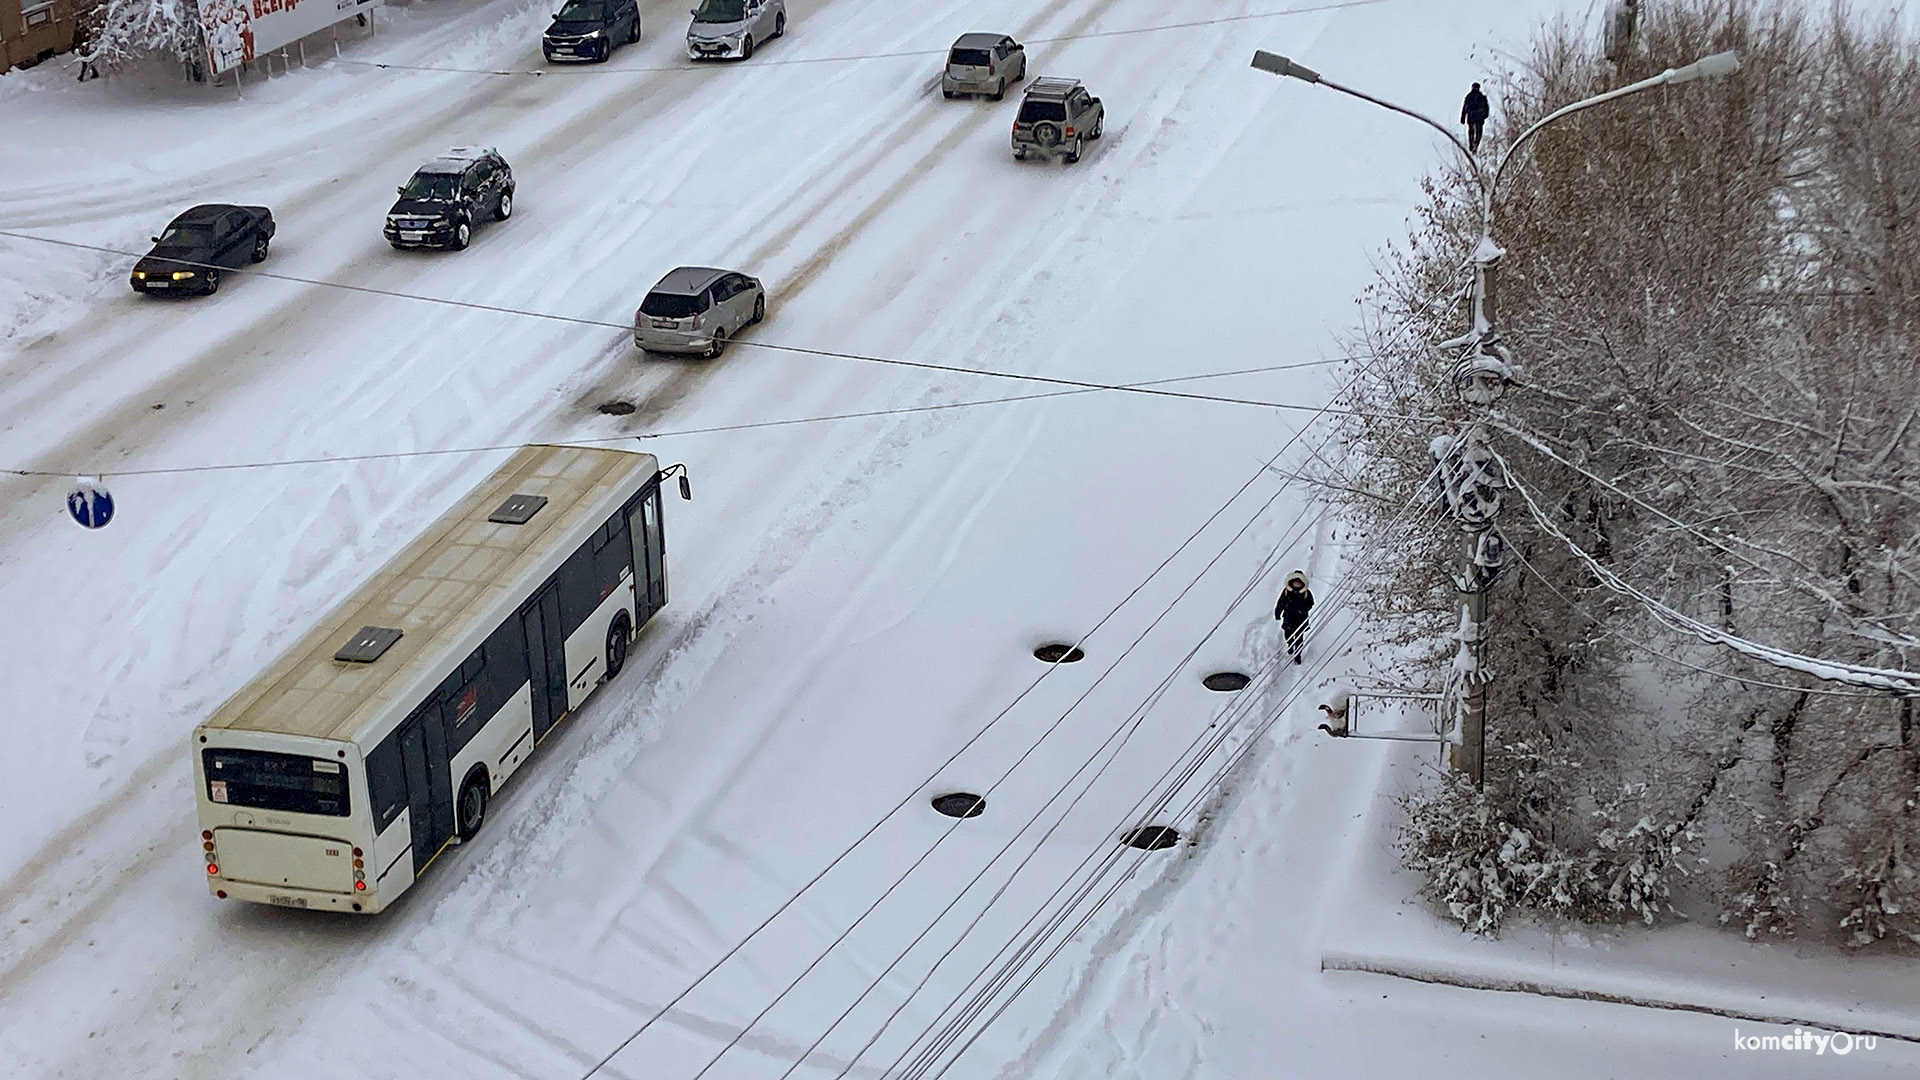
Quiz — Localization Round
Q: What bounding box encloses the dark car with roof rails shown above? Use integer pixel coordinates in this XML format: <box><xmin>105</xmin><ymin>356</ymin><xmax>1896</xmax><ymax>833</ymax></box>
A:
<box><xmin>631</xmin><ymin>266</ymin><xmax>765</xmax><ymax>357</ymax></box>
<box><xmin>942</xmin><ymin>33</ymin><xmax>1025</xmax><ymax>100</ymax></box>
<box><xmin>1012</xmin><ymin>77</ymin><xmax>1104</xmax><ymax>163</ymax></box>
<box><xmin>543</xmin><ymin>0</ymin><xmax>640</xmax><ymax>63</ymax></box>
<box><xmin>130</xmin><ymin>204</ymin><xmax>274</xmax><ymax>296</ymax></box>
<box><xmin>384</xmin><ymin>147</ymin><xmax>515</xmax><ymax>251</ymax></box>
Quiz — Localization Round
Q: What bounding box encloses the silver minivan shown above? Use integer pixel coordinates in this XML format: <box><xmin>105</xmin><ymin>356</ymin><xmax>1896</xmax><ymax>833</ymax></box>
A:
<box><xmin>686</xmin><ymin>0</ymin><xmax>786</xmax><ymax>60</ymax></box>
<box><xmin>942</xmin><ymin>33</ymin><xmax>1026</xmax><ymax>100</ymax></box>
<box><xmin>633</xmin><ymin>267</ymin><xmax>766</xmax><ymax>357</ymax></box>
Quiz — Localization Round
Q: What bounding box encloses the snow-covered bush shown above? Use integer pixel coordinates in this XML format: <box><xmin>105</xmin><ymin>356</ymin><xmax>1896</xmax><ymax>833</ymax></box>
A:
<box><xmin>78</xmin><ymin>0</ymin><xmax>203</xmax><ymax>72</ymax></box>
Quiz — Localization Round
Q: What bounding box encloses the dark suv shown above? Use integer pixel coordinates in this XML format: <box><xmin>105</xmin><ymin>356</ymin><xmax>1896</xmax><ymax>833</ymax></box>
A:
<box><xmin>1012</xmin><ymin>77</ymin><xmax>1104</xmax><ymax>163</ymax></box>
<box><xmin>543</xmin><ymin>0</ymin><xmax>640</xmax><ymax>63</ymax></box>
<box><xmin>384</xmin><ymin>148</ymin><xmax>515</xmax><ymax>251</ymax></box>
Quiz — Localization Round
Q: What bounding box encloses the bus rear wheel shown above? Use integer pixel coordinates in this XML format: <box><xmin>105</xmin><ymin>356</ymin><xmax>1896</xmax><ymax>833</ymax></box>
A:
<box><xmin>605</xmin><ymin>611</ymin><xmax>632</xmax><ymax>679</ymax></box>
<box><xmin>457</xmin><ymin>770</ymin><xmax>489</xmax><ymax>841</ymax></box>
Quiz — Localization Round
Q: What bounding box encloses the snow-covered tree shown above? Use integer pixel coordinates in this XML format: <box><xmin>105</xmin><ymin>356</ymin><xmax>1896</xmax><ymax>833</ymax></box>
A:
<box><xmin>1341</xmin><ymin>1</ymin><xmax>1920</xmax><ymax>944</ymax></box>
<box><xmin>77</xmin><ymin>0</ymin><xmax>203</xmax><ymax>72</ymax></box>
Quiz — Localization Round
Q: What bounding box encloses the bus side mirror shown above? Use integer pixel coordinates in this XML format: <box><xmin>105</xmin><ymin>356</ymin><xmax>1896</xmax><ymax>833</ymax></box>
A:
<box><xmin>678</xmin><ymin>474</ymin><xmax>692</xmax><ymax>500</ymax></box>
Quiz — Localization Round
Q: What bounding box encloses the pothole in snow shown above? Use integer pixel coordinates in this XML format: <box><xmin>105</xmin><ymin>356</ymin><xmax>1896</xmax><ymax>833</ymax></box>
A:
<box><xmin>931</xmin><ymin>792</ymin><xmax>987</xmax><ymax>819</ymax></box>
<box><xmin>1032</xmin><ymin>643</ymin><xmax>1084</xmax><ymax>664</ymax></box>
<box><xmin>1202</xmin><ymin>671</ymin><xmax>1251</xmax><ymax>692</ymax></box>
<box><xmin>1120</xmin><ymin>825</ymin><xmax>1180</xmax><ymax>851</ymax></box>
<box><xmin>598</xmin><ymin>400</ymin><xmax>637</xmax><ymax>416</ymax></box>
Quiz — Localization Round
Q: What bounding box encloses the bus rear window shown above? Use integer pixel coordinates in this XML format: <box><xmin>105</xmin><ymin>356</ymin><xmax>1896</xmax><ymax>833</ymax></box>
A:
<box><xmin>203</xmin><ymin>748</ymin><xmax>351</xmax><ymax>817</ymax></box>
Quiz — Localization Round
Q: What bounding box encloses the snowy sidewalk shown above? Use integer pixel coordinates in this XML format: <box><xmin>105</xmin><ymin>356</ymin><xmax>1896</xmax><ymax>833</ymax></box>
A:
<box><xmin>1321</xmin><ymin>747</ymin><xmax>1920</xmax><ymax>1048</ymax></box>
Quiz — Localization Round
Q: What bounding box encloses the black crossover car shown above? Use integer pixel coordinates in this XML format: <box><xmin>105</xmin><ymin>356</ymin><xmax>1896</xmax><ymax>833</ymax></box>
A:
<box><xmin>130</xmin><ymin>204</ymin><xmax>274</xmax><ymax>295</ymax></box>
<box><xmin>543</xmin><ymin>0</ymin><xmax>640</xmax><ymax>62</ymax></box>
<box><xmin>384</xmin><ymin>148</ymin><xmax>515</xmax><ymax>251</ymax></box>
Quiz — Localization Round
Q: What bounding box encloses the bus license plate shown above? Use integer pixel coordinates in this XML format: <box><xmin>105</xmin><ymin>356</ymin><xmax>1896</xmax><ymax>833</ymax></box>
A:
<box><xmin>267</xmin><ymin>893</ymin><xmax>308</xmax><ymax>908</ymax></box>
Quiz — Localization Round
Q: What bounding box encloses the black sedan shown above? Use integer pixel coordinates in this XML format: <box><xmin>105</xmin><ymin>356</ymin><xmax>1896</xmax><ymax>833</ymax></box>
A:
<box><xmin>131</xmin><ymin>204</ymin><xmax>275</xmax><ymax>296</ymax></box>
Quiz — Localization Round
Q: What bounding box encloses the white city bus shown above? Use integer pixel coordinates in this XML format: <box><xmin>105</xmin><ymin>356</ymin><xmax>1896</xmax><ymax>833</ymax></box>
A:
<box><xmin>193</xmin><ymin>445</ymin><xmax>685</xmax><ymax>913</ymax></box>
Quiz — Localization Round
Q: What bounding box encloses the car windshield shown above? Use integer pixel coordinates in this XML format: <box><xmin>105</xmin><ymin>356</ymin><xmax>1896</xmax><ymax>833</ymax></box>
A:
<box><xmin>556</xmin><ymin>0</ymin><xmax>605</xmax><ymax>20</ymax></box>
<box><xmin>400</xmin><ymin>173</ymin><xmax>461</xmax><ymax>201</ymax></box>
<box><xmin>641</xmin><ymin>291</ymin><xmax>709</xmax><ymax>318</ymax></box>
<box><xmin>1018</xmin><ymin>99</ymin><xmax>1067</xmax><ymax>122</ymax></box>
<box><xmin>949</xmin><ymin>48</ymin><xmax>991</xmax><ymax>67</ymax></box>
<box><xmin>204</xmin><ymin>748</ymin><xmax>351</xmax><ymax>817</ymax></box>
<box><xmin>692</xmin><ymin>0</ymin><xmax>746</xmax><ymax>22</ymax></box>
<box><xmin>157</xmin><ymin>222</ymin><xmax>215</xmax><ymax>247</ymax></box>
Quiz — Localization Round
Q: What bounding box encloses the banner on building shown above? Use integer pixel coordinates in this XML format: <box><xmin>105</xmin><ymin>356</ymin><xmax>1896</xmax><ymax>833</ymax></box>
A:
<box><xmin>199</xmin><ymin>0</ymin><xmax>378</xmax><ymax>76</ymax></box>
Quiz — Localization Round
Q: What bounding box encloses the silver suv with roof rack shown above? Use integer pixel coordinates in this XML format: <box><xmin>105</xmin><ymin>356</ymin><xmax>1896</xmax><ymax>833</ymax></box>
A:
<box><xmin>1011</xmin><ymin>77</ymin><xmax>1104</xmax><ymax>163</ymax></box>
<box><xmin>942</xmin><ymin>33</ymin><xmax>1025</xmax><ymax>100</ymax></box>
<box><xmin>632</xmin><ymin>266</ymin><xmax>766</xmax><ymax>357</ymax></box>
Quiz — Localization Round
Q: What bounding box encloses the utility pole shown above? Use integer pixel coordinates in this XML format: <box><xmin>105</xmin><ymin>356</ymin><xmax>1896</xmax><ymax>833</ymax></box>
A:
<box><xmin>1250</xmin><ymin>47</ymin><xmax>1741</xmax><ymax>788</ymax></box>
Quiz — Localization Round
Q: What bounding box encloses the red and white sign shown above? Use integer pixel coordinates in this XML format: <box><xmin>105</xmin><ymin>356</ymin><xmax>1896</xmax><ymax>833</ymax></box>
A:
<box><xmin>199</xmin><ymin>0</ymin><xmax>378</xmax><ymax>76</ymax></box>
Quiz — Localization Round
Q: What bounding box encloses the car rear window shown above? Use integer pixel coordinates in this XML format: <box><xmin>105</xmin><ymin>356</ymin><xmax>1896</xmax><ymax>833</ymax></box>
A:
<box><xmin>949</xmin><ymin>48</ymin><xmax>992</xmax><ymax>67</ymax></box>
<box><xmin>204</xmin><ymin>748</ymin><xmax>351</xmax><ymax>817</ymax></box>
<box><xmin>1018</xmin><ymin>100</ymin><xmax>1067</xmax><ymax>122</ymax></box>
<box><xmin>641</xmin><ymin>291</ymin><xmax>709</xmax><ymax>318</ymax></box>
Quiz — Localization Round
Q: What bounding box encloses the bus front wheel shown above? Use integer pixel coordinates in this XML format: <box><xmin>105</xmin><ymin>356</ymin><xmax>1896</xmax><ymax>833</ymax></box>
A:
<box><xmin>457</xmin><ymin>770</ymin><xmax>490</xmax><ymax>841</ymax></box>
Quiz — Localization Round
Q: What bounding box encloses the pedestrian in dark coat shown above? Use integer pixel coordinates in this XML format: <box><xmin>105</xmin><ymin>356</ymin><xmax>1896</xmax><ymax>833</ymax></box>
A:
<box><xmin>1461</xmin><ymin>82</ymin><xmax>1490</xmax><ymax>153</ymax></box>
<box><xmin>1275</xmin><ymin>571</ymin><xmax>1314</xmax><ymax>664</ymax></box>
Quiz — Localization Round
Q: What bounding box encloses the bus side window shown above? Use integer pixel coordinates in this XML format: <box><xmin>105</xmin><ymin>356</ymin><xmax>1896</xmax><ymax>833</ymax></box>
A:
<box><xmin>366</xmin><ymin>736</ymin><xmax>409</xmax><ymax>833</ymax></box>
<box><xmin>483</xmin><ymin>617</ymin><xmax>527</xmax><ymax>716</ymax></box>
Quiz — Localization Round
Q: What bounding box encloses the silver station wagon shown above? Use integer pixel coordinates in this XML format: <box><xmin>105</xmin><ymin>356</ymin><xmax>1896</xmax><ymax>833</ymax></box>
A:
<box><xmin>942</xmin><ymin>33</ymin><xmax>1026</xmax><ymax>100</ymax></box>
<box><xmin>633</xmin><ymin>266</ymin><xmax>766</xmax><ymax>357</ymax></box>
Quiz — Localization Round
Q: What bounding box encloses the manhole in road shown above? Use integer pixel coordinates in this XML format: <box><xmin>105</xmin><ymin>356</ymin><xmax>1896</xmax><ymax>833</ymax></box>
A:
<box><xmin>1202</xmin><ymin>671</ymin><xmax>1251</xmax><ymax>692</ymax></box>
<box><xmin>931</xmin><ymin>792</ymin><xmax>987</xmax><ymax>819</ymax></box>
<box><xmin>1120</xmin><ymin>825</ymin><xmax>1180</xmax><ymax>851</ymax></box>
<box><xmin>1033</xmin><ymin>643</ymin><xmax>1085</xmax><ymax>664</ymax></box>
<box><xmin>598</xmin><ymin>400</ymin><xmax>637</xmax><ymax>416</ymax></box>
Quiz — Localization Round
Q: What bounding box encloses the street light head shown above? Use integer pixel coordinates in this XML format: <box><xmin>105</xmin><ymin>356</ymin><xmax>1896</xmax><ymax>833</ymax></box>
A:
<box><xmin>1250</xmin><ymin>50</ymin><xmax>1320</xmax><ymax>84</ymax></box>
<box><xmin>1665</xmin><ymin>50</ymin><xmax>1741</xmax><ymax>85</ymax></box>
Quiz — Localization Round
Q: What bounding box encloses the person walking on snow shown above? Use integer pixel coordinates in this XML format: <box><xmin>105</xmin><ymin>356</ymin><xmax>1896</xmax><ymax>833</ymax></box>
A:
<box><xmin>1461</xmin><ymin>82</ymin><xmax>1490</xmax><ymax>153</ymax></box>
<box><xmin>1275</xmin><ymin>571</ymin><xmax>1314</xmax><ymax>665</ymax></box>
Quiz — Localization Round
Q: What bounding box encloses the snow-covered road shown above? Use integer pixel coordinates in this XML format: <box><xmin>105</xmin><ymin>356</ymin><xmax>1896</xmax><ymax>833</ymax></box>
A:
<box><xmin>7</xmin><ymin>0</ymin><xmax>1909</xmax><ymax>1077</ymax></box>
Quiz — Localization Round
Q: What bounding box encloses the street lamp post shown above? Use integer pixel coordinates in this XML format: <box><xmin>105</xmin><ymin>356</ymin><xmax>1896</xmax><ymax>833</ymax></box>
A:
<box><xmin>1251</xmin><ymin>47</ymin><xmax>1740</xmax><ymax>785</ymax></box>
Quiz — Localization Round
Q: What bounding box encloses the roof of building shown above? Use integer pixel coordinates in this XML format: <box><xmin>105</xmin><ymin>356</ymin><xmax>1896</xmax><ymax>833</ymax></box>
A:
<box><xmin>200</xmin><ymin>444</ymin><xmax>659</xmax><ymax>744</ymax></box>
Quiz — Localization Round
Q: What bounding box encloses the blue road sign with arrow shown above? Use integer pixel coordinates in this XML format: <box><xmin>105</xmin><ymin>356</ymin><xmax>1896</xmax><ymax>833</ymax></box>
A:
<box><xmin>67</xmin><ymin>481</ymin><xmax>114</xmax><ymax>529</ymax></box>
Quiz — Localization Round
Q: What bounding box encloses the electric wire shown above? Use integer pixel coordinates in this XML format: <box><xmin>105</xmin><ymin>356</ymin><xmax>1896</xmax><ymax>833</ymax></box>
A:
<box><xmin>0</xmin><ymin>356</ymin><xmax>1346</xmax><ymax>480</ymax></box>
<box><xmin>323</xmin><ymin>0</ymin><xmax>1396</xmax><ymax>79</ymax></box>
<box><xmin>573</xmin><ymin>272</ymin><xmax>1470</xmax><ymax>1079</ymax></box>
<box><xmin>1496</xmin><ymin>526</ymin><xmax>1881</xmax><ymax>700</ymax></box>
<box><xmin>890</xmin><ymin>494</ymin><xmax>1441</xmax><ymax>1079</ymax></box>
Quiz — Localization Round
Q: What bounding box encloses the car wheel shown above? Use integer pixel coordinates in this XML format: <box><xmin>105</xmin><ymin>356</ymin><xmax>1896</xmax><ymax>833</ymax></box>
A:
<box><xmin>250</xmin><ymin>235</ymin><xmax>269</xmax><ymax>263</ymax></box>
<box><xmin>1018</xmin><ymin>57</ymin><xmax>1027</xmax><ymax>81</ymax></box>
<box><xmin>739</xmin><ymin>35</ymin><xmax>753</xmax><ymax>60</ymax></box>
<box><xmin>1064</xmin><ymin>138</ymin><xmax>1082</xmax><ymax>164</ymax></box>
<box><xmin>752</xmin><ymin>293</ymin><xmax>765</xmax><ymax>324</ymax></box>
<box><xmin>707</xmin><ymin>326</ymin><xmax>727</xmax><ymax>358</ymax></box>
<box><xmin>773</xmin><ymin>11</ymin><xmax>785</xmax><ymax>37</ymax></box>
<box><xmin>456</xmin><ymin>770</ymin><xmax>489</xmax><ymax>842</ymax></box>
<box><xmin>450</xmin><ymin>221</ymin><xmax>471</xmax><ymax>250</ymax></box>
<box><xmin>943</xmin><ymin>89</ymin><xmax>955</xmax><ymax>100</ymax></box>
<box><xmin>1090</xmin><ymin>114</ymin><xmax>1104</xmax><ymax>139</ymax></box>
<box><xmin>990</xmin><ymin>77</ymin><xmax>1005</xmax><ymax>101</ymax></box>
<box><xmin>496</xmin><ymin>191</ymin><xmax>514</xmax><ymax>221</ymax></box>
<box><xmin>627</xmin><ymin>16</ymin><xmax>640</xmax><ymax>43</ymax></box>
<box><xmin>605</xmin><ymin>611</ymin><xmax>632</xmax><ymax>679</ymax></box>
<box><xmin>203</xmin><ymin>268</ymin><xmax>221</xmax><ymax>294</ymax></box>
<box><xmin>597</xmin><ymin>38</ymin><xmax>611</xmax><ymax>62</ymax></box>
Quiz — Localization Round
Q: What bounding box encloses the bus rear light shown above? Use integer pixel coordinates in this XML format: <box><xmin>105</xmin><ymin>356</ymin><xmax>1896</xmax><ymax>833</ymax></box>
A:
<box><xmin>201</xmin><ymin>830</ymin><xmax>213</xmax><ymax>840</ymax></box>
<box><xmin>206</xmin><ymin>863</ymin><xmax>219</xmax><ymax>875</ymax></box>
<box><xmin>216</xmin><ymin>890</ymin><xmax>228</xmax><ymax>899</ymax></box>
<box><xmin>354</xmin><ymin>881</ymin><xmax>366</xmax><ymax>892</ymax></box>
<box><xmin>203</xmin><ymin>841</ymin><xmax>215</xmax><ymax>852</ymax></box>
<box><xmin>352</xmin><ymin>858</ymin><xmax>364</xmax><ymax>869</ymax></box>
<box><xmin>352</xmin><ymin>847</ymin><xmax>363</xmax><ymax>858</ymax></box>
